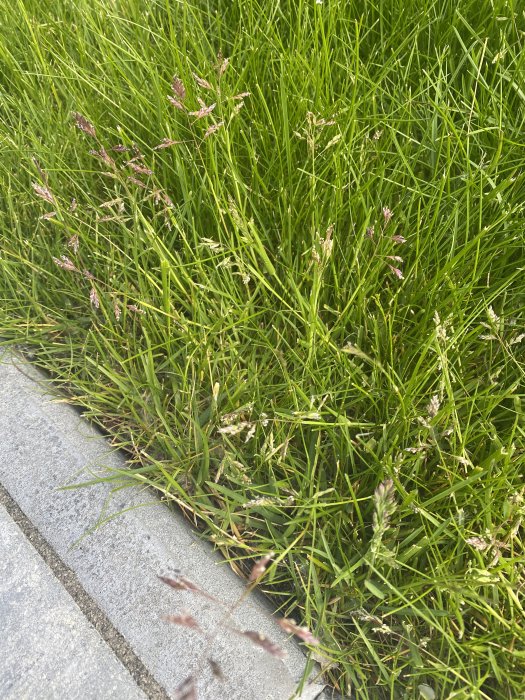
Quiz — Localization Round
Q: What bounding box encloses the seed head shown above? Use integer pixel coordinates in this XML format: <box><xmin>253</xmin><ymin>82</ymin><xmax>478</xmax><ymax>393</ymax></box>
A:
<box><xmin>32</xmin><ymin>182</ymin><xmax>54</xmax><ymax>204</ymax></box>
<box><xmin>168</xmin><ymin>95</ymin><xmax>185</xmax><ymax>110</ymax></box>
<box><xmin>89</xmin><ymin>287</ymin><xmax>100</xmax><ymax>309</ymax></box>
<box><xmin>52</xmin><ymin>256</ymin><xmax>77</xmax><ymax>272</ymax></box>
<box><xmin>204</xmin><ymin>121</ymin><xmax>224</xmax><ymax>138</ymax></box>
<box><xmin>249</xmin><ymin>552</ymin><xmax>274</xmax><ymax>582</ymax></box>
<box><xmin>72</xmin><ymin>112</ymin><xmax>96</xmax><ymax>139</ymax></box>
<box><xmin>321</xmin><ymin>224</ymin><xmax>334</xmax><ymax>260</ymax></box>
<box><xmin>158</xmin><ymin>574</ymin><xmax>217</xmax><ymax>602</ymax></box>
<box><xmin>218</xmin><ymin>57</ymin><xmax>229</xmax><ymax>76</ymax></box>
<box><xmin>487</xmin><ymin>305</ymin><xmax>500</xmax><ymax>327</ymax></box>
<box><xmin>113</xmin><ymin>300</ymin><xmax>121</xmax><ymax>321</ymax></box>
<box><xmin>127</xmin><ymin>304</ymin><xmax>146</xmax><ymax>315</ymax></box>
<box><xmin>153</xmin><ymin>138</ymin><xmax>182</xmax><ymax>150</ymax></box>
<box><xmin>192</xmin><ymin>72</ymin><xmax>213</xmax><ymax>90</ymax></box>
<box><xmin>277</xmin><ymin>618</ymin><xmax>320</xmax><ymax>645</ymax></box>
<box><xmin>173</xmin><ymin>677</ymin><xmax>196</xmax><ymax>700</ymax></box>
<box><xmin>208</xmin><ymin>659</ymin><xmax>224</xmax><ymax>681</ymax></box>
<box><xmin>171</xmin><ymin>76</ymin><xmax>186</xmax><ymax>100</ymax></box>
<box><xmin>67</xmin><ymin>235</ymin><xmax>79</xmax><ymax>253</ymax></box>
<box><xmin>89</xmin><ymin>147</ymin><xmax>115</xmax><ymax>169</ymax></box>
<box><xmin>189</xmin><ymin>102</ymin><xmax>216</xmax><ymax>119</ymax></box>
<box><xmin>466</xmin><ymin>536</ymin><xmax>489</xmax><ymax>551</ymax></box>
<box><xmin>373</xmin><ymin>479</ymin><xmax>396</xmax><ymax>533</ymax></box>
<box><xmin>388</xmin><ymin>265</ymin><xmax>404</xmax><ymax>279</ymax></box>
<box><xmin>382</xmin><ymin>207</ymin><xmax>393</xmax><ymax>225</ymax></box>
<box><xmin>232</xmin><ymin>100</ymin><xmax>245</xmax><ymax>116</ymax></box>
<box><xmin>125</xmin><ymin>161</ymin><xmax>153</xmax><ymax>176</ymax></box>
<box><xmin>234</xmin><ymin>630</ymin><xmax>287</xmax><ymax>659</ymax></box>
<box><xmin>426</xmin><ymin>394</ymin><xmax>440</xmax><ymax>418</ymax></box>
<box><xmin>163</xmin><ymin>613</ymin><xmax>202</xmax><ymax>632</ymax></box>
<box><xmin>127</xmin><ymin>176</ymin><xmax>148</xmax><ymax>189</ymax></box>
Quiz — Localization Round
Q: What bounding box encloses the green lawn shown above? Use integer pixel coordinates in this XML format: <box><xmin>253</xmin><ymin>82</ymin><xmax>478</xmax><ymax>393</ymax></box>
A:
<box><xmin>1</xmin><ymin>0</ymin><xmax>525</xmax><ymax>697</ymax></box>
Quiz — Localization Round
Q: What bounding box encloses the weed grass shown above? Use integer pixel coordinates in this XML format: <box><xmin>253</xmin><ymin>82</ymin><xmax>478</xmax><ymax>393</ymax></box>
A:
<box><xmin>1</xmin><ymin>0</ymin><xmax>525</xmax><ymax>697</ymax></box>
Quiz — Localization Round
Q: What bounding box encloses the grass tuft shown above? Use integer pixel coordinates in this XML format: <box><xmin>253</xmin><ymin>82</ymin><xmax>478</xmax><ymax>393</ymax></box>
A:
<box><xmin>1</xmin><ymin>0</ymin><xmax>525</xmax><ymax>697</ymax></box>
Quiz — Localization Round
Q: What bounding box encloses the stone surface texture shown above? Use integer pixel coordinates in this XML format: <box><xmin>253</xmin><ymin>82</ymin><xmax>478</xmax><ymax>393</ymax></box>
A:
<box><xmin>0</xmin><ymin>350</ymin><xmax>327</xmax><ymax>700</ymax></box>
<box><xmin>0</xmin><ymin>505</ymin><xmax>146</xmax><ymax>700</ymax></box>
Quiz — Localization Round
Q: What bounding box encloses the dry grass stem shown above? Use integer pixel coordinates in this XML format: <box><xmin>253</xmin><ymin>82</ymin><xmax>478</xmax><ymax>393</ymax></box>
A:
<box><xmin>32</xmin><ymin>156</ymin><xmax>48</xmax><ymax>184</ymax></box>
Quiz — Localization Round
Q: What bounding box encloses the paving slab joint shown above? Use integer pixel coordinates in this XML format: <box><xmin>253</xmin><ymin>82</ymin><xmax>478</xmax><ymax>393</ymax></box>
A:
<box><xmin>0</xmin><ymin>482</ymin><xmax>170</xmax><ymax>699</ymax></box>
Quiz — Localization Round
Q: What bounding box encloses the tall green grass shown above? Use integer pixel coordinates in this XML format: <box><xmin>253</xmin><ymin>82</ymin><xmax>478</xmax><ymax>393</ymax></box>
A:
<box><xmin>1</xmin><ymin>0</ymin><xmax>525</xmax><ymax>697</ymax></box>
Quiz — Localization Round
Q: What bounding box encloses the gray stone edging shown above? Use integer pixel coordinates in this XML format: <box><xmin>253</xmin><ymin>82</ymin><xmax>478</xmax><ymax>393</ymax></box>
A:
<box><xmin>0</xmin><ymin>349</ymin><xmax>328</xmax><ymax>700</ymax></box>
<box><xmin>0</xmin><ymin>504</ymin><xmax>147</xmax><ymax>700</ymax></box>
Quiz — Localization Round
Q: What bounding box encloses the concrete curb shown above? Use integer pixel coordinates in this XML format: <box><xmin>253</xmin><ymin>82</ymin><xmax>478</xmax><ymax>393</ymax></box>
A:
<box><xmin>0</xmin><ymin>349</ymin><xmax>328</xmax><ymax>700</ymax></box>
<box><xmin>0</xmin><ymin>505</ymin><xmax>146</xmax><ymax>700</ymax></box>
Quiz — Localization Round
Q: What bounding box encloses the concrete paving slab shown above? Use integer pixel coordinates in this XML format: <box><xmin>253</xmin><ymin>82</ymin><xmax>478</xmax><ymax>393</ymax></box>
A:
<box><xmin>0</xmin><ymin>350</ymin><xmax>328</xmax><ymax>700</ymax></box>
<box><xmin>0</xmin><ymin>505</ymin><xmax>146</xmax><ymax>700</ymax></box>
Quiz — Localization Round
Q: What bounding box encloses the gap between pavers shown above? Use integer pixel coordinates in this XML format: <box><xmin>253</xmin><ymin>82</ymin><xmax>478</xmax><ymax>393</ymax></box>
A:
<box><xmin>0</xmin><ymin>504</ymin><xmax>147</xmax><ymax>700</ymax></box>
<box><xmin>0</xmin><ymin>349</ymin><xmax>329</xmax><ymax>700</ymax></box>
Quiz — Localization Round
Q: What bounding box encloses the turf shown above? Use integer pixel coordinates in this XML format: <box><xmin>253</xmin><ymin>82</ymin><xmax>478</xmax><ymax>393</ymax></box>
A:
<box><xmin>1</xmin><ymin>0</ymin><xmax>525</xmax><ymax>697</ymax></box>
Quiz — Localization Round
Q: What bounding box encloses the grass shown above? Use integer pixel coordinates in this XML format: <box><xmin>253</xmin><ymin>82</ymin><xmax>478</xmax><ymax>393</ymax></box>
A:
<box><xmin>1</xmin><ymin>0</ymin><xmax>525</xmax><ymax>697</ymax></box>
